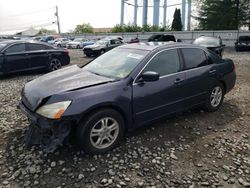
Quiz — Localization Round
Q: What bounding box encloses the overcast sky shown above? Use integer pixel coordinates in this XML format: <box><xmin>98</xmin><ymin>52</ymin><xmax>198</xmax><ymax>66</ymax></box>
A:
<box><xmin>0</xmin><ymin>0</ymin><xmax>183</xmax><ymax>34</ymax></box>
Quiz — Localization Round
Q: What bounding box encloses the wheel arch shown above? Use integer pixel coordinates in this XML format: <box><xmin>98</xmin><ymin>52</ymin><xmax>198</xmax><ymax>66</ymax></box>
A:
<box><xmin>78</xmin><ymin>104</ymin><xmax>129</xmax><ymax>131</ymax></box>
<box><xmin>219</xmin><ymin>80</ymin><xmax>227</xmax><ymax>93</ymax></box>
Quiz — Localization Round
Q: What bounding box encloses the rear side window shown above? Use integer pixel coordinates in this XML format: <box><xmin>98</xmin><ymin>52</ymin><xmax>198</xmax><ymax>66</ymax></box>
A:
<box><xmin>144</xmin><ymin>49</ymin><xmax>180</xmax><ymax>76</ymax></box>
<box><xmin>182</xmin><ymin>48</ymin><xmax>208</xmax><ymax>69</ymax></box>
<box><xmin>27</xmin><ymin>44</ymin><xmax>46</xmax><ymax>51</ymax></box>
<box><xmin>5</xmin><ymin>44</ymin><xmax>25</xmax><ymax>53</ymax></box>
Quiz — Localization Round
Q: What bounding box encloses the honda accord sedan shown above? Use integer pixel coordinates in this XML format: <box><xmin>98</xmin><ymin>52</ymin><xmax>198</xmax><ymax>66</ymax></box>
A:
<box><xmin>19</xmin><ymin>42</ymin><xmax>236</xmax><ymax>153</ymax></box>
<box><xmin>0</xmin><ymin>40</ymin><xmax>70</xmax><ymax>75</ymax></box>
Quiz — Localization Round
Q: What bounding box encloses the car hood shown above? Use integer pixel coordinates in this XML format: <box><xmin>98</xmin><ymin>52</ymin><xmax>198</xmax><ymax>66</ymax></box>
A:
<box><xmin>68</xmin><ymin>41</ymin><xmax>80</xmax><ymax>45</ymax></box>
<box><xmin>84</xmin><ymin>44</ymin><xmax>103</xmax><ymax>49</ymax></box>
<box><xmin>22</xmin><ymin>65</ymin><xmax>114</xmax><ymax>111</ymax></box>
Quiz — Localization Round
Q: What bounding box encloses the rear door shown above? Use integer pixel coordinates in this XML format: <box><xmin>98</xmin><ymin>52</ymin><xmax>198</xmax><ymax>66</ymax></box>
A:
<box><xmin>26</xmin><ymin>43</ymin><xmax>50</xmax><ymax>70</ymax></box>
<box><xmin>133</xmin><ymin>49</ymin><xmax>186</xmax><ymax>126</ymax></box>
<box><xmin>3</xmin><ymin>43</ymin><xmax>29</xmax><ymax>73</ymax></box>
<box><xmin>180</xmin><ymin>48</ymin><xmax>217</xmax><ymax>107</ymax></box>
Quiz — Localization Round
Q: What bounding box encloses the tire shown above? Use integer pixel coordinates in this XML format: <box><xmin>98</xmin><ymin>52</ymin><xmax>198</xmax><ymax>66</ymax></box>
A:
<box><xmin>76</xmin><ymin>109</ymin><xmax>125</xmax><ymax>154</ymax></box>
<box><xmin>77</xmin><ymin>45</ymin><xmax>80</xmax><ymax>49</ymax></box>
<box><xmin>99</xmin><ymin>49</ymin><xmax>105</xmax><ymax>56</ymax></box>
<box><xmin>57</xmin><ymin>44</ymin><xmax>62</xmax><ymax>48</ymax></box>
<box><xmin>48</xmin><ymin>58</ymin><xmax>62</xmax><ymax>71</ymax></box>
<box><xmin>204</xmin><ymin>83</ymin><xmax>225</xmax><ymax>112</ymax></box>
<box><xmin>85</xmin><ymin>53</ymin><xmax>91</xmax><ymax>57</ymax></box>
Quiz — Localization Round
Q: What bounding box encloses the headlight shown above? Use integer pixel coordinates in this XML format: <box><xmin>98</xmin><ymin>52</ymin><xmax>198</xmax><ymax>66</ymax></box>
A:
<box><xmin>36</xmin><ymin>101</ymin><xmax>71</xmax><ymax>119</ymax></box>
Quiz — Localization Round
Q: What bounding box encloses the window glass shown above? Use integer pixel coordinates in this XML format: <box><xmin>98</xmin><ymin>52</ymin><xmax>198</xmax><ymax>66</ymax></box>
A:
<box><xmin>5</xmin><ymin>44</ymin><xmax>25</xmax><ymax>53</ymax></box>
<box><xmin>182</xmin><ymin>48</ymin><xmax>208</xmax><ymax>69</ymax></box>
<box><xmin>27</xmin><ymin>44</ymin><xmax>46</xmax><ymax>51</ymax></box>
<box><xmin>144</xmin><ymin>49</ymin><xmax>180</xmax><ymax>76</ymax></box>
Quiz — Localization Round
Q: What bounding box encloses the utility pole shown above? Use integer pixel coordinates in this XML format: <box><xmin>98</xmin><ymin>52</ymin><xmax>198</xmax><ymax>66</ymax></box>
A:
<box><xmin>163</xmin><ymin>0</ymin><xmax>167</xmax><ymax>29</ymax></box>
<box><xmin>182</xmin><ymin>0</ymin><xmax>186</xmax><ymax>30</ymax></box>
<box><xmin>55</xmin><ymin>6</ymin><xmax>61</xmax><ymax>34</ymax></box>
<box><xmin>120</xmin><ymin>0</ymin><xmax>125</xmax><ymax>26</ymax></box>
<box><xmin>142</xmin><ymin>0</ymin><xmax>148</xmax><ymax>26</ymax></box>
<box><xmin>153</xmin><ymin>0</ymin><xmax>160</xmax><ymax>27</ymax></box>
<box><xmin>187</xmin><ymin>0</ymin><xmax>191</xmax><ymax>31</ymax></box>
<box><xmin>134</xmin><ymin>0</ymin><xmax>138</xmax><ymax>25</ymax></box>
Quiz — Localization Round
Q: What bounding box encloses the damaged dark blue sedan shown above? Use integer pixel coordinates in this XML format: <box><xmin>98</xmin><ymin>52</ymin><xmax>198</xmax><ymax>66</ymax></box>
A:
<box><xmin>20</xmin><ymin>42</ymin><xmax>236</xmax><ymax>154</ymax></box>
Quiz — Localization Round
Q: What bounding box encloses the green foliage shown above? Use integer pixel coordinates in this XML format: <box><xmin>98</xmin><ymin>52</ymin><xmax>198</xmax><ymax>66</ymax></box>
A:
<box><xmin>74</xmin><ymin>23</ymin><xmax>93</xmax><ymax>34</ymax></box>
<box><xmin>196</xmin><ymin>0</ymin><xmax>250</xmax><ymax>30</ymax></box>
<box><xmin>171</xmin><ymin>8</ymin><xmax>182</xmax><ymax>31</ymax></box>
<box><xmin>111</xmin><ymin>24</ymin><xmax>170</xmax><ymax>33</ymax></box>
<box><xmin>111</xmin><ymin>24</ymin><xmax>124</xmax><ymax>33</ymax></box>
<box><xmin>37</xmin><ymin>28</ymin><xmax>56</xmax><ymax>35</ymax></box>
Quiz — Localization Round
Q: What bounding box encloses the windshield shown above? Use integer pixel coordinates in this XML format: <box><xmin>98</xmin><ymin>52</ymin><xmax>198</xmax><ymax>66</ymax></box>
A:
<box><xmin>83</xmin><ymin>48</ymin><xmax>149</xmax><ymax>79</ymax></box>
<box><xmin>0</xmin><ymin>43</ymin><xmax>8</xmax><ymax>51</ymax></box>
<box><xmin>194</xmin><ymin>37</ymin><xmax>220</xmax><ymax>46</ymax></box>
<box><xmin>95</xmin><ymin>40</ymin><xmax>108</xmax><ymax>45</ymax></box>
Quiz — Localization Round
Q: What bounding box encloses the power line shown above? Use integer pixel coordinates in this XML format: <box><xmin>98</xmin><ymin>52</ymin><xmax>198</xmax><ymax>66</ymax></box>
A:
<box><xmin>0</xmin><ymin>22</ymin><xmax>56</xmax><ymax>32</ymax></box>
<box><xmin>0</xmin><ymin>7</ymin><xmax>55</xmax><ymax>18</ymax></box>
<box><xmin>1</xmin><ymin>18</ymin><xmax>56</xmax><ymax>30</ymax></box>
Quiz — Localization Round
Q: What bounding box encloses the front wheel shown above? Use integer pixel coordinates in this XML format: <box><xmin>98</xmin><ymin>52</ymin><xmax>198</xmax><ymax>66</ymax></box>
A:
<box><xmin>204</xmin><ymin>83</ymin><xmax>225</xmax><ymax>112</ymax></box>
<box><xmin>76</xmin><ymin>109</ymin><xmax>124</xmax><ymax>154</ymax></box>
<box><xmin>48</xmin><ymin>58</ymin><xmax>62</xmax><ymax>71</ymax></box>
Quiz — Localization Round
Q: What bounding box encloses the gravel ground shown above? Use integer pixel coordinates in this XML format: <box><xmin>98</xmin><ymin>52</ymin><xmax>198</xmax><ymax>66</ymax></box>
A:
<box><xmin>0</xmin><ymin>48</ymin><xmax>249</xmax><ymax>188</ymax></box>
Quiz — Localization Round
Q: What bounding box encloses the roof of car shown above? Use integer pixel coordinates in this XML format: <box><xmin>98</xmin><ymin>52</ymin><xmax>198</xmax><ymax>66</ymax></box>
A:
<box><xmin>0</xmin><ymin>40</ymin><xmax>53</xmax><ymax>46</ymax></box>
<box><xmin>119</xmin><ymin>42</ymin><xmax>195</xmax><ymax>51</ymax></box>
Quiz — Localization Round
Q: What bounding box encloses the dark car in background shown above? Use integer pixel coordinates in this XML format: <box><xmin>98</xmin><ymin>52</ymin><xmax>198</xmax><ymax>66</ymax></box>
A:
<box><xmin>235</xmin><ymin>36</ymin><xmax>250</xmax><ymax>51</ymax></box>
<box><xmin>148</xmin><ymin>34</ymin><xmax>177</xmax><ymax>42</ymax></box>
<box><xmin>193</xmin><ymin>36</ymin><xmax>225</xmax><ymax>57</ymax></box>
<box><xmin>40</xmin><ymin>36</ymin><xmax>55</xmax><ymax>43</ymax></box>
<box><xmin>0</xmin><ymin>40</ymin><xmax>70</xmax><ymax>75</ymax></box>
<box><xmin>123</xmin><ymin>37</ymin><xmax>140</xmax><ymax>44</ymax></box>
<box><xmin>20</xmin><ymin>42</ymin><xmax>236</xmax><ymax>154</ymax></box>
<box><xmin>83</xmin><ymin>38</ymin><xmax>123</xmax><ymax>57</ymax></box>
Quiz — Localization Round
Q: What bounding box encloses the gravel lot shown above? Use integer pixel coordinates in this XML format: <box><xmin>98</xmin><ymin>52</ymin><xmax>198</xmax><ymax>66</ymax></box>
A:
<box><xmin>0</xmin><ymin>48</ymin><xmax>249</xmax><ymax>188</ymax></box>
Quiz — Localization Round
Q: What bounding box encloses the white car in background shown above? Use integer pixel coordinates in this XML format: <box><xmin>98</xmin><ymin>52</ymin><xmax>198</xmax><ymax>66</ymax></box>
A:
<box><xmin>66</xmin><ymin>38</ymin><xmax>89</xmax><ymax>49</ymax></box>
<box><xmin>52</xmin><ymin>38</ymin><xmax>70</xmax><ymax>48</ymax></box>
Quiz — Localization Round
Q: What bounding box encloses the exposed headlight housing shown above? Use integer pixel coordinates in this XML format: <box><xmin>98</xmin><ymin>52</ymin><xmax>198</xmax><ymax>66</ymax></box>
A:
<box><xmin>36</xmin><ymin>101</ymin><xmax>71</xmax><ymax>119</ymax></box>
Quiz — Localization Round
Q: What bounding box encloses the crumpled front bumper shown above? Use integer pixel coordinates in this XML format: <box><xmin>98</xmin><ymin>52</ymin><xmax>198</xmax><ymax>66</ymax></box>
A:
<box><xmin>19</xmin><ymin>102</ymin><xmax>74</xmax><ymax>152</ymax></box>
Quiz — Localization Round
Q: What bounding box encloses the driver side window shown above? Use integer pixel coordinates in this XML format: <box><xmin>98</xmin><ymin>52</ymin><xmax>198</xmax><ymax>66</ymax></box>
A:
<box><xmin>143</xmin><ymin>49</ymin><xmax>181</xmax><ymax>77</ymax></box>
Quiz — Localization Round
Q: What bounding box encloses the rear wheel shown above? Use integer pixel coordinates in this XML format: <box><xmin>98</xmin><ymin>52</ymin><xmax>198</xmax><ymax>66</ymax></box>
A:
<box><xmin>76</xmin><ymin>109</ymin><xmax>124</xmax><ymax>154</ymax></box>
<box><xmin>48</xmin><ymin>58</ymin><xmax>62</xmax><ymax>71</ymax></box>
<box><xmin>99</xmin><ymin>49</ymin><xmax>105</xmax><ymax>55</ymax></box>
<box><xmin>77</xmin><ymin>45</ymin><xmax>80</xmax><ymax>49</ymax></box>
<box><xmin>204</xmin><ymin>83</ymin><xmax>225</xmax><ymax>112</ymax></box>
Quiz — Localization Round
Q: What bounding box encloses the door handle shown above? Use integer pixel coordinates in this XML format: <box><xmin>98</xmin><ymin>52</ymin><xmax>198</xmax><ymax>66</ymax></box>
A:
<box><xmin>174</xmin><ymin>78</ymin><xmax>184</xmax><ymax>85</ymax></box>
<box><xmin>209</xmin><ymin>69</ymin><xmax>217</xmax><ymax>74</ymax></box>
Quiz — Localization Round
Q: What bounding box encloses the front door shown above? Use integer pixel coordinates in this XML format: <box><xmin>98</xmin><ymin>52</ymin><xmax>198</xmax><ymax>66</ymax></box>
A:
<box><xmin>133</xmin><ymin>49</ymin><xmax>185</xmax><ymax>126</ymax></box>
<box><xmin>3</xmin><ymin>43</ymin><xmax>29</xmax><ymax>73</ymax></box>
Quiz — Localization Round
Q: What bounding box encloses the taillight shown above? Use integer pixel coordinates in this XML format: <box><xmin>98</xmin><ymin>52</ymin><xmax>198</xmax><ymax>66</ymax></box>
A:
<box><xmin>64</xmin><ymin>48</ymin><xmax>69</xmax><ymax>55</ymax></box>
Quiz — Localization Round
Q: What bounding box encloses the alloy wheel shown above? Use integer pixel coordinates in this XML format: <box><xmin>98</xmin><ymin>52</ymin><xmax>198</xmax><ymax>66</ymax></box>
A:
<box><xmin>210</xmin><ymin>86</ymin><xmax>223</xmax><ymax>108</ymax></box>
<box><xmin>90</xmin><ymin>117</ymin><xmax>119</xmax><ymax>149</ymax></box>
<box><xmin>50</xmin><ymin>59</ymin><xmax>61</xmax><ymax>71</ymax></box>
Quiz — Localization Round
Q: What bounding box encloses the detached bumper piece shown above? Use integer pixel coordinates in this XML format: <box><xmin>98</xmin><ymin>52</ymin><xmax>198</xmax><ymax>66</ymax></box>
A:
<box><xmin>25</xmin><ymin>122</ymin><xmax>71</xmax><ymax>153</ymax></box>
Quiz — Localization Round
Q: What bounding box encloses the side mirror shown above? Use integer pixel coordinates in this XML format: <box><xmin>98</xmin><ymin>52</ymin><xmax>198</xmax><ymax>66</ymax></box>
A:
<box><xmin>222</xmin><ymin>44</ymin><xmax>226</xmax><ymax>47</ymax></box>
<box><xmin>177</xmin><ymin>39</ymin><xmax>182</xmax><ymax>42</ymax></box>
<box><xmin>140</xmin><ymin>71</ymin><xmax>159</xmax><ymax>82</ymax></box>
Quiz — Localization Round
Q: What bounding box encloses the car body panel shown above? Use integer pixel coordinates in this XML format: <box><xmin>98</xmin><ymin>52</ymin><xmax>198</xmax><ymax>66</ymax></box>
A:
<box><xmin>22</xmin><ymin>65</ymin><xmax>114</xmax><ymax>111</ymax></box>
<box><xmin>19</xmin><ymin>42</ymin><xmax>236</xmax><ymax>151</ymax></box>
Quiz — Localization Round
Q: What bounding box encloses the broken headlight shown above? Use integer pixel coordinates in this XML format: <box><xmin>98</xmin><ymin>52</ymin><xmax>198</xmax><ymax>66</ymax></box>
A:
<box><xmin>36</xmin><ymin>101</ymin><xmax>71</xmax><ymax>119</ymax></box>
